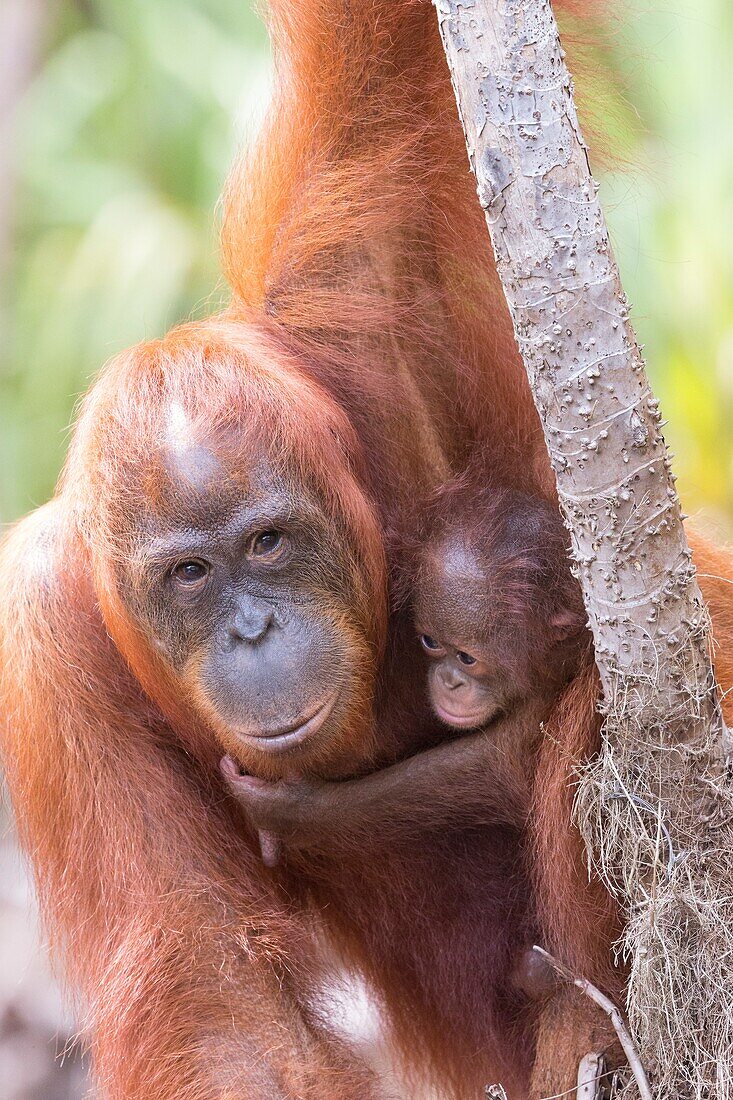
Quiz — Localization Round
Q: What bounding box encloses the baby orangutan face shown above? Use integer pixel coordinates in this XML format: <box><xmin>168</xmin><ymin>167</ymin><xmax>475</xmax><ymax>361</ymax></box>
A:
<box><xmin>414</xmin><ymin>536</ymin><xmax>528</xmax><ymax>730</ymax></box>
<box><xmin>414</xmin><ymin>523</ymin><xmax>584</xmax><ymax>731</ymax></box>
<box><xmin>417</xmin><ymin>627</ymin><xmax>512</xmax><ymax>729</ymax></box>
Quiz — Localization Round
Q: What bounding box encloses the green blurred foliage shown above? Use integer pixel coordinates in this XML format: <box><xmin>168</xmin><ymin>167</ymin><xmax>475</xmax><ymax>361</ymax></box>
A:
<box><xmin>1</xmin><ymin>0</ymin><xmax>732</xmax><ymax>529</ymax></box>
<box><xmin>1</xmin><ymin>0</ymin><xmax>269</xmax><ymax>520</ymax></box>
<box><xmin>597</xmin><ymin>0</ymin><xmax>733</xmax><ymax>533</ymax></box>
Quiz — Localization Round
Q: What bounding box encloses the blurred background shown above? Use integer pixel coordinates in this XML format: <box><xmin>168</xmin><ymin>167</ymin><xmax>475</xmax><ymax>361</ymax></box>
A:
<box><xmin>0</xmin><ymin>0</ymin><xmax>731</xmax><ymax>1096</ymax></box>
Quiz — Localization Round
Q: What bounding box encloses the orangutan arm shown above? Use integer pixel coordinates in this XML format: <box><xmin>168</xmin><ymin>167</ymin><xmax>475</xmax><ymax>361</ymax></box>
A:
<box><xmin>221</xmin><ymin>697</ymin><xmax>549</xmax><ymax>849</ymax></box>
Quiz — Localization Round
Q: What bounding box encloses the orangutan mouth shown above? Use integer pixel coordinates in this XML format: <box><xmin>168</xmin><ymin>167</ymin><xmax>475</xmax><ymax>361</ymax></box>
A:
<box><xmin>239</xmin><ymin>692</ymin><xmax>339</xmax><ymax>753</ymax></box>
<box><xmin>434</xmin><ymin>704</ymin><xmax>488</xmax><ymax>730</ymax></box>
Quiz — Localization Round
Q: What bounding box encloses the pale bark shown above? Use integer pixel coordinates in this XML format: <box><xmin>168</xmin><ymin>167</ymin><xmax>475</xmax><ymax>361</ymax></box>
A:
<box><xmin>434</xmin><ymin>0</ymin><xmax>733</xmax><ymax>1095</ymax></box>
<box><xmin>434</xmin><ymin>0</ymin><xmax>722</xmax><ymax>745</ymax></box>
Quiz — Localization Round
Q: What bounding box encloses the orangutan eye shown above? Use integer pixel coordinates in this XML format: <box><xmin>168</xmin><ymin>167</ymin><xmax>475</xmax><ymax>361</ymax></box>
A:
<box><xmin>421</xmin><ymin>634</ymin><xmax>442</xmax><ymax>652</ymax></box>
<box><xmin>171</xmin><ymin>560</ymin><xmax>210</xmax><ymax>587</ymax></box>
<box><xmin>249</xmin><ymin>530</ymin><xmax>286</xmax><ymax>559</ymax></box>
<box><xmin>456</xmin><ymin>650</ymin><xmax>477</xmax><ymax>666</ymax></box>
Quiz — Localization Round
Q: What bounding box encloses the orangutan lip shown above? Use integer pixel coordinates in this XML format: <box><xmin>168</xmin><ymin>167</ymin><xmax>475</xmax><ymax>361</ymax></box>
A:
<box><xmin>434</xmin><ymin>705</ymin><xmax>486</xmax><ymax>730</ymax></box>
<box><xmin>239</xmin><ymin>693</ymin><xmax>338</xmax><ymax>754</ymax></box>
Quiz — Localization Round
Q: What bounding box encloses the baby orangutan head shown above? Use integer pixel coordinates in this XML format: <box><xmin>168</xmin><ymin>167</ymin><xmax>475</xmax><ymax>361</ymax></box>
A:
<box><xmin>414</xmin><ymin>477</ymin><xmax>588</xmax><ymax>730</ymax></box>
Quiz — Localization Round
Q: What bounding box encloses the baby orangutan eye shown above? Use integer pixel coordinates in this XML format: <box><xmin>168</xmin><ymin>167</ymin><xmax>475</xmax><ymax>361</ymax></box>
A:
<box><xmin>249</xmin><ymin>530</ymin><xmax>287</xmax><ymax>560</ymax></box>
<box><xmin>171</xmin><ymin>560</ymin><xmax>210</xmax><ymax>589</ymax></box>
<box><xmin>421</xmin><ymin>634</ymin><xmax>442</xmax><ymax>653</ymax></box>
<box><xmin>456</xmin><ymin>651</ymin><xmax>477</xmax><ymax>666</ymax></box>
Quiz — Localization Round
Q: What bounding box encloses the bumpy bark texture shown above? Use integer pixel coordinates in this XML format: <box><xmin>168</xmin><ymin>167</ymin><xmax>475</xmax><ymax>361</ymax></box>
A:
<box><xmin>435</xmin><ymin>1</ymin><xmax>733</xmax><ymax>1096</ymax></box>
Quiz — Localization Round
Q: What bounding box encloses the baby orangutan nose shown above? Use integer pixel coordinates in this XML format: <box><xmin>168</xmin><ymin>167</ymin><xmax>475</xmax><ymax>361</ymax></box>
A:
<box><xmin>437</xmin><ymin>662</ymin><xmax>470</xmax><ymax>691</ymax></box>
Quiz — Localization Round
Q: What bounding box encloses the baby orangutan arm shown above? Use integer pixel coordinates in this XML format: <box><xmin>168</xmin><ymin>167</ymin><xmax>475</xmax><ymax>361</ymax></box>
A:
<box><xmin>221</xmin><ymin>697</ymin><xmax>549</xmax><ymax>851</ymax></box>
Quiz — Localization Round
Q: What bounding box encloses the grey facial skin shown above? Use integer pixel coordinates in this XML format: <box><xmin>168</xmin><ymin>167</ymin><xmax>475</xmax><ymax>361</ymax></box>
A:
<box><xmin>121</xmin><ymin>434</ymin><xmax>360</xmax><ymax>762</ymax></box>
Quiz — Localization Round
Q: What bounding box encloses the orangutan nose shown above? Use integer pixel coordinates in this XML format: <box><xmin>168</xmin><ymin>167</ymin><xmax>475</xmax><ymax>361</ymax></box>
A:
<box><xmin>229</xmin><ymin>597</ymin><xmax>274</xmax><ymax>645</ymax></box>
<box><xmin>439</xmin><ymin>664</ymin><xmax>467</xmax><ymax>691</ymax></box>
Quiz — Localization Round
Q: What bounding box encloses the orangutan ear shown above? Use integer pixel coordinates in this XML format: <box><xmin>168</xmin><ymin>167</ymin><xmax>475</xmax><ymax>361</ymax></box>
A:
<box><xmin>550</xmin><ymin>607</ymin><xmax>586</xmax><ymax>641</ymax></box>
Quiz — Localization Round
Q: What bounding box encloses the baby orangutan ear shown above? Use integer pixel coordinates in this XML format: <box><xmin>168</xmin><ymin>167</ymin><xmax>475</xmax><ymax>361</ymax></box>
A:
<box><xmin>550</xmin><ymin>607</ymin><xmax>586</xmax><ymax>641</ymax></box>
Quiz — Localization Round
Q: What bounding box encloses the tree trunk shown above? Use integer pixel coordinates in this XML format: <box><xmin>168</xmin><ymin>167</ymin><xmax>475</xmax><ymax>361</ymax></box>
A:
<box><xmin>434</xmin><ymin>0</ymin><xmax>733</xmax><ymax>1095</ymax></box>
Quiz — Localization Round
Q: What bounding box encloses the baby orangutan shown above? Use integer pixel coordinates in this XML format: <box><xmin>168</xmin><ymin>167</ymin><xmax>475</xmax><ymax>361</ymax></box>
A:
<box><xmin>223</xmin><ymin>475</ymin><xmax>590</xmax><ymax>853</ymax></box>
<box><xmin>415</xmin><ymin>478</ymin><xmax>586</xmax><ymax>732</ymax></box>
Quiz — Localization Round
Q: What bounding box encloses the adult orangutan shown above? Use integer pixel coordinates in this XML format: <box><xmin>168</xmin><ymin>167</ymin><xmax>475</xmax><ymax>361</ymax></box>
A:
<box><xmin>3</xmin><ymin>1</ymin><xmax>733</xmax><ymax>1099</ymax></box>
<box><xmin>0</xmin><ymin>307</ymin><xmax>533</xmax><ymax>1098</ymax></box>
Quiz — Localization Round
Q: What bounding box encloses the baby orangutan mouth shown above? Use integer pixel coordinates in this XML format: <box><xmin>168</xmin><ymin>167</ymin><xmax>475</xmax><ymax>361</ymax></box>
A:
<box><xmin>432</xmin><ymin>701</ymin><xmax>500</xmax><ymax>730</ymax></box>
<box><xmin>238</xmin><ymin>691</ymin><xmax>339</xmax><ymax>754</ymax></box>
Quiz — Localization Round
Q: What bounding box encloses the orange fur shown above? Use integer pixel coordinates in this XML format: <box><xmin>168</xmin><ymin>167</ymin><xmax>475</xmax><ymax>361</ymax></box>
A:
<box><xmin>0</xmin><ymin>502</ymin><xmax>378</xmax><ymax>1099</ymax></box>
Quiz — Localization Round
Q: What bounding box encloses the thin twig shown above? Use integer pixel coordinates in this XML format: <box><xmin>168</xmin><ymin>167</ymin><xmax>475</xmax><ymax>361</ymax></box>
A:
<box><xmin>532</xmin><ymin>946</ymin><xmax>652</xmax><ymax>1100</ymax></box>
<box><xmin>576</xmin><ymin>1052</ymin><xmax>606</xmax><ymax>1100</ymax></box>
<box><xmin>540</xmin><ymin>1067</ymin><xmax>616</xmax><ymax>1100</ymax></box>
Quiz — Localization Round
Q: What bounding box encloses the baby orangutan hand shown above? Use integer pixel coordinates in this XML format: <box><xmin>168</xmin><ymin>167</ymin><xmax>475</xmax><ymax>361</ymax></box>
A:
<box><xmin>220</xmin><ymin>755</ymin><xmax>331</xmax><ymax>849</ymax></box>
